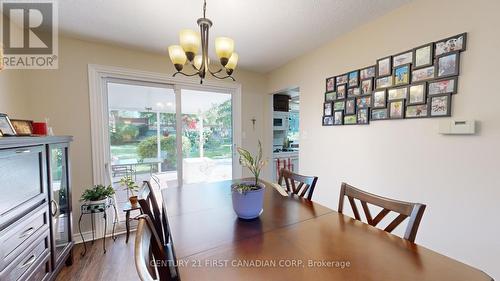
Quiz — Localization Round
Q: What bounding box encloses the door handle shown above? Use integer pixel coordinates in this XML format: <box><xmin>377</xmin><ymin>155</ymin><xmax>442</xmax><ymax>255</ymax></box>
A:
<box><xmin>51</xmin><ymin>199</ymin><xmax>59</xmax><ymax>217</ymax></box>
<box><xmin>20</xmin><ymin>254</ymin><xmax>37</xmax><ymax>269</ymax></box>
<box><xmin>15</xmin><ymin>149</ymin><xmax>31</xmax><ymax>154</ymax></box>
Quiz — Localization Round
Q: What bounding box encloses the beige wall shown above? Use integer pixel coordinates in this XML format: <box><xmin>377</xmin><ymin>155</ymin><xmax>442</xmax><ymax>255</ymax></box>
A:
<box><xmin>2</xmin><ymin>36</ymin><xmax>268</xmax><ymax>234</ymax></box>
<box><xmin>267</xmin><ymin>0</ymin><xmax>500</xmax><ymax>278</ymax></box>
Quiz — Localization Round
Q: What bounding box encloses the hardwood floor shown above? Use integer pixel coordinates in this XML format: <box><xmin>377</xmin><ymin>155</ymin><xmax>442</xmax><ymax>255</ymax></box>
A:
<box><xmin>55</xmin><ymin>234</ymin><xmax>139</xmax><ymax>281</ymax></box>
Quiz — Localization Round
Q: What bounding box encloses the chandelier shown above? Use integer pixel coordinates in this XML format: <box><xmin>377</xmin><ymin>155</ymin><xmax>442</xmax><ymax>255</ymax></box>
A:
<box><xmin>168</xmin><ymin>0</ymin><xmax>238</xmax><ymax>84</ymax></box>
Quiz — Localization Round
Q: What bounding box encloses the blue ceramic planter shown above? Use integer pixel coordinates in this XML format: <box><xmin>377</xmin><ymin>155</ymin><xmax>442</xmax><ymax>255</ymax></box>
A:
<box><xmin>231</xmin><ymin>181</ymin><xmax>265</xmax><ymax>219</ymax></box>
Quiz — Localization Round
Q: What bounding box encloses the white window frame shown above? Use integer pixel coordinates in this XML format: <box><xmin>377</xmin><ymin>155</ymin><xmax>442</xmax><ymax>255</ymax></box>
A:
<box><xmin>88</xmin><ymin>64</ymin><xmax>242</xmax><ymax>187</ymax></box>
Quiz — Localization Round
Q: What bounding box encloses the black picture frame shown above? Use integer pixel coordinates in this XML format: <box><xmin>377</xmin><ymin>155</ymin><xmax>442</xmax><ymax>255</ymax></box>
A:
<box><xmin>336</xmin><ymin>74</ymin><xmax>348</xmax><ymax>85</ymax></box>
<box><xmin>408</xmin><ymin>82</ymin><xmax>427</xmax><ymax>105</ymax></box>
<box><xmin>360</xmin><ymin>78</ymin><xmax>373</xmax><ymax>95</ymax></box>
<box><xmin>0</xmin><ymin>113</ymin><xmax>17</xmax><ymax>136</ymax></box>
<box><xmin>393</xmin><ymin>63</ymin><xmax>411</xmax><ymax>86</ymax></box>
<box><xmin>405</xmin><ymin>103</ymin><xmax>430</xmax><ymax>119</ymax></box>
<box><xmin>388</xmin><ymin>99</ymin><xmax>405</xmax><ymax>119</ymax></box>
<box><xmin>333</xmin><ymin>110</ymin><xmax>344</xmax><ymax>126</ymax></box>
<box><xmin>336</xmin><ymin>84</ymin><xmax>347</xmax><ymax>99</ymax></box>
<box><xmin>413</xmin><ymin>42</ymin><xmax>434</xmax><ymax>69</ymax></box>
<box><xmin>356</xmin><ymin>95</ymin><xmax>372</xmax><ymax>109</ymax></box>
<box><xmin>322</xmin><ymin>115</ymin><xmax>334</xmax><ymax>126</ymax></box>
<box><xmin>357</xmin><ymin>108</ymin><xmax>370</xmax><ymax>125</ymax></box>
<box><xmin>333</xmin><ymin>100</ymin><xmax>346</xmax><ymax>112</ymax></box>
<box><xmin>429</xmin><ymin>94</ymin><xmax>452</xmax><ymax>117</ymax></box>
<box><xmin>436</xmin><ymin>52</ymin><xmax>460</xmax><ymax>78</ymax></box>
<box><xmin>428</xmin><ymin>77</ymin><xmax>458</xmax><ymax>96</ymax></box>
<box><xmin>326</xmin><ymin>76</ymin><xmax>336</xmax><ymax>93</ymax></box>
<box><xmin>371</xmin><ymin>108</ymin><xmax>389</xmax><ymax>121</ymax></box>
<box><xmin>411</xmin><ymin>65</ymin><xmax>436</xmax><ymax>83</ymax></box>
<box><xmin>324</xmin><ymin>102</ymin><xmax>333</xmax><ymax>116</ymax></box>
<box><xmin>372</xmin><ymin>89</ymin><xmax>387</xmax><ymax>109</ymax></box>
<box><xmin>392</xmin><ymin>50</ymin><xmax>413</xmax><ymax>68</ymax></box>
<box><xmin>345</xmin><ymin>98</ymin><xmax>356</xmax><ymax>115</ymax></box>
<box><xmin>388</xmin><ymin>86</ymin><xmax>409</xmax><ymax>101</ymax></box>
<box><xmin>325</xmin><ymin>91</ymin><xmax>337</xmax><ymax>102</ymax></box>
<box><xmin>348</xmin><ymin>70</ymin><xmax>359</xmax><ymax>88</ymax></box>
<box><xmin>360</xmin><ymin>65</ymin><xmax>376</xmax><ymax>80</ymax></box>
<box><xmin>343</xmin><ymin>114</ymin><xmax>358</xmax><ymax>125</ymax></box>
<box><xmin>434</xmin><ymin>33</ymin><xmax>467</xmax><ymax>57</ymax></box>
<box><xmin>376</xmin><ymin>56</ymin><xmax>392</xmax><ymax>77</ymax></box>
<box><xmin>375</xmin><ymin>75</ymin><xmax>393</xmax><ymax>89</ymax></box>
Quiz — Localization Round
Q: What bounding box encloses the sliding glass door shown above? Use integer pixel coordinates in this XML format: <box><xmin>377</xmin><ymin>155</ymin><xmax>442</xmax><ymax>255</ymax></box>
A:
<box><xmin>105</xmin><ymin>80</ymin><xmax>235</xmax><ymax>196</ymax></box>
<box><xmin>181</xmin><ymin>89</ymin><xmax>233</xmax><ymax>184</ymax></box>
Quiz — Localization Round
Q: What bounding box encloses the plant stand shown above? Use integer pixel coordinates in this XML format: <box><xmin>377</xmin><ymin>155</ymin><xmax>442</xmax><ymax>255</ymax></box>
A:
<box><xmin>78</xmin><ymin>200</ymin><xmax>118</xmax><ymax>256</ymax></box>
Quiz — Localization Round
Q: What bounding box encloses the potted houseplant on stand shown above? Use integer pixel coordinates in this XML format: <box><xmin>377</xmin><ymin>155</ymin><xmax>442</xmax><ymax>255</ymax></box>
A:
<box><xmin>232</xmin><ymin>141</ymin><xmax>268</xmax><ymax>220</ymax></box>
<box><xmin>120</xmin><ymin>176</ymin><xmax>139</xmax><ymax>205</ymax></box>
<box><xmin>80</xmin><ymin>184</ymin><xmax>115</xmax><ymax>204</ymax></box>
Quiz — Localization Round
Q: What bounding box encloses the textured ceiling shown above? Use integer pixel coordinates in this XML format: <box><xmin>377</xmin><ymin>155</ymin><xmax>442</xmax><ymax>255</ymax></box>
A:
<box><xmin>58</xmin><ymin>0</ymin><xmax>412</xmax><ymax>73</ymax></box>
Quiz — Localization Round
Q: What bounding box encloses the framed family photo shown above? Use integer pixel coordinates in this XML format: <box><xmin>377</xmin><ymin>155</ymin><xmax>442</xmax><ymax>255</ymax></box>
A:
<box><xmin>343</xmin><ymin>115</ymin><xmax>357</xmax><ymax>125</ymax></box>
<box><xmin>388</xmin><ymin>99</ymin><xmax>405</xmax><ymax>119</ymax></box>
<box><xmin>334</xmin><ymin>111</ymin><xmax>344</xmax><ymax>125</ymax></box>
<box><xmin>10</xmin><ymin>119</ymin><xmax>33</xmax><ymax>136</ymax></box>
<box><xmin>347</xmin><ymin>87</ymin><xmax>361</xmax><ymax>97</ymax></box>
<box><xmin>324</xmin><ymin>102</ymin><xmax>333</xmax><ymax>116</ymax></box>
<box><xmin>357</xmin><ymin>108</ymin><xmax>369</xmax><ymax>125</ymax></box>
<box><xmin>0</xmin><ymin>113</ymin><xmax>17</xmax><ymax>136</ymax></box>
<box><xmin>393</xmin><ymin>50</ymin><xmax>413</xmax><ymax>68</ymax></box>
<box><xmin>372</xmin><ymin>90</ymin><xmax>387</xmax><ymax>108</ymax></box>
<box><xmin>394</xmin><ymin>64</ymin><xmax>411</xmax><ymax>86</ymax></box>
<box><xmin>360</xmin><ymin>66</ymin><xmax>376</xmax><ymax>80</ymax></box>
<box><xmin>406</xmin><ymin>104</ymin><xmax>429</xmax><ymax>118</ymax></box>
<box><xmin>348</xmin><ymin>70</ymin><xmax>359</xmax><ymax>88</ymax></box>
<box><xmin>435</xmin><ymin>33</ymin><xmax>467</xmax><ymax>57</ymax></box>
<box><xmin>360</xmin><ymin>78</ymin><xmax>373</xmax><ymax>95</ymax></box>
<box><xmin>408</xmin><ymin>83</ymin><xmax>427</xmax><ymax>105</ymax></box>
<box><xmin>437</xmin><ymin>52</ymin><xmax>460</xmax><ymax>78</ymax></box>
<box><xmin>356</xmin><ymin>96</ymin><xmax>371</xmax><ymax>109</ymax></box>
<box><xmin>345</xmin><ymin>98</ymin><xmax>356</xmax><ymax>115</ymax></box>
<box><xmin>325</xmin><ymin>91</ymin><xmax>337</xmax><ymax>102</ymax></box>
<box><xmin>371</xmin><ymin>108</ymin><xmax>389</xmax><ymax>120</ymax></box>
<box><xmin>413</xmin><ymin>43</ymin><xmax>434</xmax><ymax>69</ymax></box>
<box><xmin>376</xmin><ymin>56</ymin><xmax>392</xmax><ymax>77</ymax></box>
<box><xmin>412</xmin><ymin>66</ymin><xmax>435</xmax><ymax>82</ymax></box>
<box><xmin>334</xmin><ymin>100</ymin><xmax>345</xmax><ymax>111</ymax></box>
<box><xmin>376</xmin><ymin>76</ymin><xmax>393</xmax><ymax>89</ymax></box>
<box><xmin>388</xmin><ymin>86</ymin><xmax>409</xmax><ymax>101</ymax></box>
<box><xmin>323</xmin><ymin>115</ymin><xmax>334</xmax><ymax>126</ymax></box>
<box><xmin>428</xmin><ymin>77</ymin><xmax>458</xmax><ymax>96</ymax></box>
<box><xmin>326</xmin><ymin>76</ymin><xmax>336</xmax><ymax>92</ymax></box>
<box><xmin>336</xmin><ymin>74</ymin><xmax>348</xmax><ymax>85</ymax></box>
<box><xmin>337</xmin><ymin>84</ymin><xmax>347</xmax><ymax>99</ymax></box>
<box><xmin>430</xmin><ymin>94</ymin><xmax>452</xmax><ymax>117</ymax></box>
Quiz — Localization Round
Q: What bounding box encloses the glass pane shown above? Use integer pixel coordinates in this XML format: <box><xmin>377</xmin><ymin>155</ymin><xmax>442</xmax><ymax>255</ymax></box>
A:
<box><xmin>50</xmin><ymin>146</ymin><xmax>70</xmax><ymax>259</ymax></box>
<box><xmin>107</xmin><ymin>82</ymin><xmax>177</xmax><ymax>220</ymax></box>
<box><xmin>181</xmin><ymin>89</ymin><xmax>232</xmax><ymax>184</ymax></box>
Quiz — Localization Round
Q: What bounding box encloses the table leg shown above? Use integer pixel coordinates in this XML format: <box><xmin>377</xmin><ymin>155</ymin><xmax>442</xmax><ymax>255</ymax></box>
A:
<box><xmin>78</xmin><ymin>213</ymin><xmax>87</xmax><ymax>257</ymax></box>
<box><xmin>125</xmin><ymin>210</ymin><xmax>131</xmax><ymax>243</ymax></box>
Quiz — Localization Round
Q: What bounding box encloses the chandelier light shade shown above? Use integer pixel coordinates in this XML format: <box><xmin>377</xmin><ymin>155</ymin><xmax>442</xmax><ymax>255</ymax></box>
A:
<box><xmin>168</xmin><ymin>0</ymin><xmax>238</xmax><ymax>83</ymax></box>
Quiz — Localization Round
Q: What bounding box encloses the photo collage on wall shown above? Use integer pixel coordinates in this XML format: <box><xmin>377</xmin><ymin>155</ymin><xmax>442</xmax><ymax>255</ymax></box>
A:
<box><xmin>322</xmin><ymin>33</ymin><xmax>466</xmax><ymax>126</ymax></box>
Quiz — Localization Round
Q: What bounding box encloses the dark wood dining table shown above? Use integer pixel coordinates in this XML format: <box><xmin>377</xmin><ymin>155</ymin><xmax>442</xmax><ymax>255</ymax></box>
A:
<box><xmin>162</xmin><ymin>179</ymin><xmax>493</xmax><ymax>281</ymax></box>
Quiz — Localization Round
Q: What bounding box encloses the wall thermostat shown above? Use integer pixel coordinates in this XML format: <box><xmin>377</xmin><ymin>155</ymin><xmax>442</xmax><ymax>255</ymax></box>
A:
<box><xmin>439</xmin><ymin>119</ymin><xmax>476</xmax><ymax>135</ymax></box>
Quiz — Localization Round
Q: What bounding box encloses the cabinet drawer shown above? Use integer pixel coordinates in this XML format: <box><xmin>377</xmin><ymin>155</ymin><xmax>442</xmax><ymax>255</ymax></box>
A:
<box><xmin>21</xmin><ymin>255</ymin><xmax>50</xmax><ymax>281</ymax></box>
<box><xmin>0</xmin><ymin>205</ymin><xmax>49</xmax><ymax>271</ymax></box>
<box><xmin>0</xmin><ymin>234</ymin><xmax>50</xmax><ymax>281</ymax></box>
<box><xmin>0</xmin><ymin>146</ymin><xmax>47</xmax><ymax>229</ymax></box>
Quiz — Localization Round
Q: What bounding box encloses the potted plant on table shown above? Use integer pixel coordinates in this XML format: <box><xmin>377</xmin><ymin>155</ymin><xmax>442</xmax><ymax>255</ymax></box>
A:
<box><xmin>120</xmin><ymin>176</ymin><xmax>140</xmax><ymax>205</ymax></box>
<box><xmin>232</xmin><ymin>141</ymin><xmax>268</xmax><ymax>219</ymax></box>
<box><xmin>80</xmin><ymin>184</ymin><xmax>115</xmax><ymax>204</ymax></box>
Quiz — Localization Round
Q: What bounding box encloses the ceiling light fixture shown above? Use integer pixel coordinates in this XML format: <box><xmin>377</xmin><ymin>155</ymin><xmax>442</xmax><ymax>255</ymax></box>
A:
<box><xmin>168</xmin><ymin>0</ymin><xmax>238</xmax><ymax>84</ymax></box>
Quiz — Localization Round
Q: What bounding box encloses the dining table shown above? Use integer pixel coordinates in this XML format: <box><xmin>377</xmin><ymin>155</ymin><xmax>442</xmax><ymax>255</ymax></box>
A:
<box><xmin>161</xmin><ymin>179</ymin><xmax>493</xmax><ymax>281</ymax></box>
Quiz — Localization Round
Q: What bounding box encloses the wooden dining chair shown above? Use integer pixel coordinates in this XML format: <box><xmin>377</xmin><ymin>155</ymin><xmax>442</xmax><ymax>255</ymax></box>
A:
<box><xmin>138</xmin><ymin>181</ymin><xmax>180</xmax><ymax>278</ymax></box>
<box><xmin>134</xmin><ymin>215</ymin><xmax>179</xmax><ymax>281</ymax></box>
<box><xmin>338</xmin><ymin>182</ymin><xmax>426</xmax><ymax>242</ymax></box>
<box><xmin>278</xmin><ymin>168</ymin><xmax>318</xmax><ymax>200</ymax></box>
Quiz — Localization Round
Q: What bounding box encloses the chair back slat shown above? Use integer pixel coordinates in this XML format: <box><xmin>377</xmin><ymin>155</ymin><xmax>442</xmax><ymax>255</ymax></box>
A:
<box><xmin>135</xmin><ymin>215</ymin><xmax>175</xmax><ymax>281</ymax></box>
<box><xmin>278</xmin><ymin>169</ymin><xmax>318</xmax><ymax>200</ymax></box>
<box><xmin>138</xmin><ymin>181</ymin><xmax>165</xmax><ymax>244</ymax></box>
<box><xmin>338</xmin><ymin>182</ymin><xmax>426</xmax><ymax>242</ymax></box>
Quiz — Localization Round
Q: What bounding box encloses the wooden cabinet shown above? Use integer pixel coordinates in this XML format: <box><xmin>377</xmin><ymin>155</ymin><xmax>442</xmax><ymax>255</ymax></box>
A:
<box><xmin>0</xmin><ymin>136</ymin><xmax>73</xmax><ymax>281</ymax></box>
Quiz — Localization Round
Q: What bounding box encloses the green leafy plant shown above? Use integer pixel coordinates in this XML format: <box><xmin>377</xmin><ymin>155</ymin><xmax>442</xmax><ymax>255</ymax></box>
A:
<box><xmin>120</xmin><ymin>176</ymin><xmax>139</xmax><ymax>196</ymax></box>
<box><xmin>234</xmin><ymin>141</ymin><xmax>267</xmax><ymax>193</ymax></box>
<box><xmin>137</xmin><ymin>135</ymin><xmax>191</xmax><ymax>169</ymax></box>
<box><xmin>80</xmin><ymin>185</ymin><xmax>115</xmax><ymax>202</ymax></box>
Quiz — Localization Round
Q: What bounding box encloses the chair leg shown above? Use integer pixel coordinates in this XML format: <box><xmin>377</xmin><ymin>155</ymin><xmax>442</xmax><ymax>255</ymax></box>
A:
<box><xmin>125</xmin><ymin>210</ymin><xmax>131</xmax><ymax>243</ymax></box>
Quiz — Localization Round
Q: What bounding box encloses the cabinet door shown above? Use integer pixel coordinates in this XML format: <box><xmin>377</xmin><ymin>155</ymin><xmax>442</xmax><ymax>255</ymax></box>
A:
<box><xmin>0</xmin><ymin>145</ymin><xmax>47</xmax><ymax>229</ymax></box>
<box><xmin>48</xmin><ymin>143</ymin><xmax>72</xmax><ymax>268</ymax></box>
